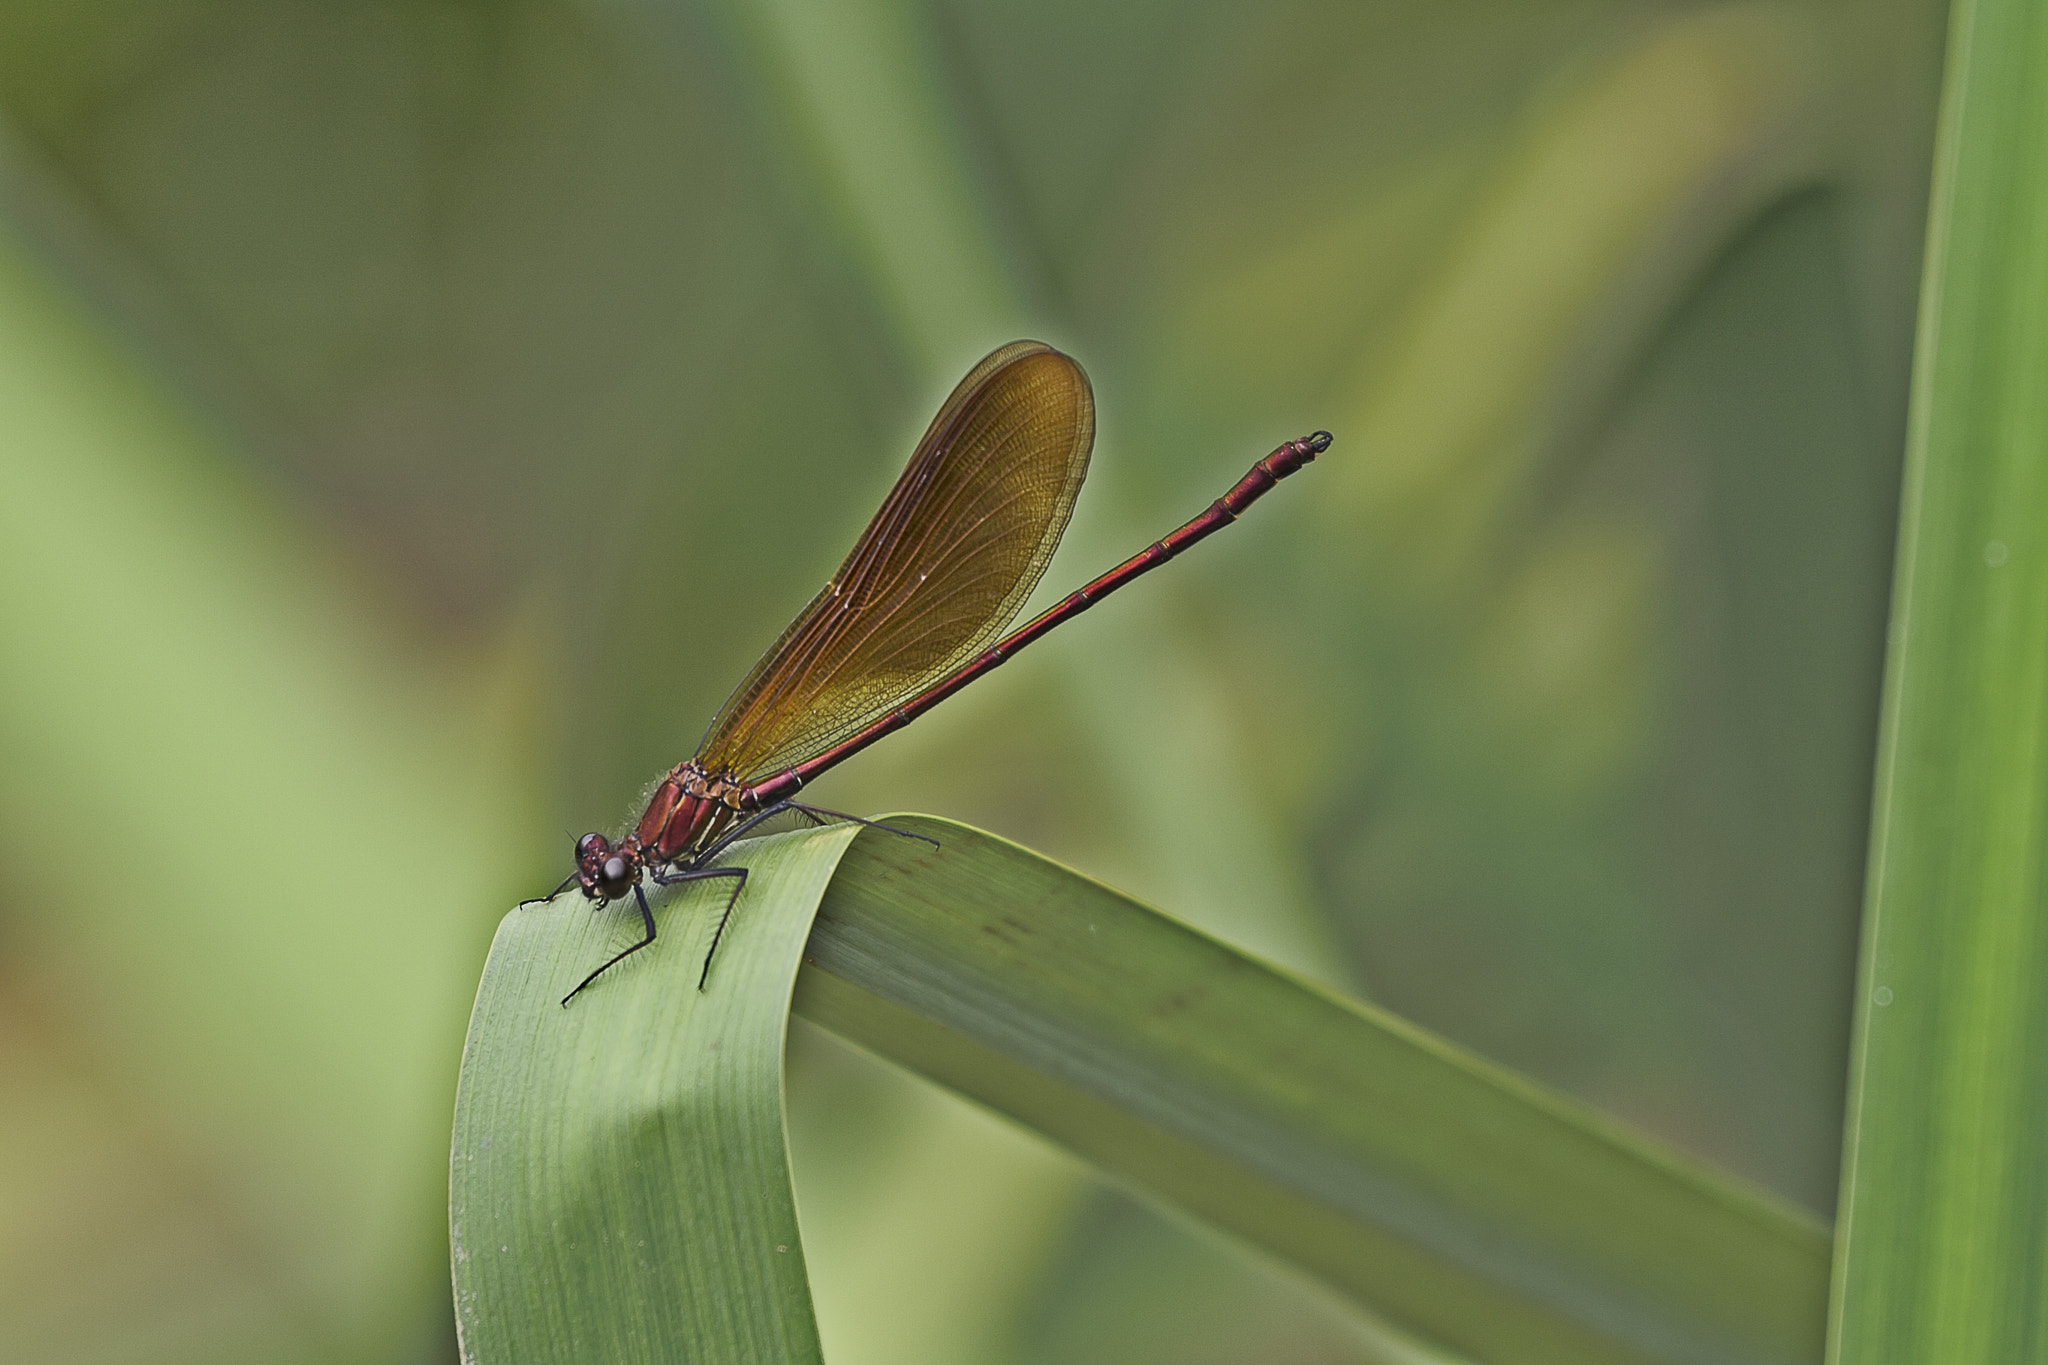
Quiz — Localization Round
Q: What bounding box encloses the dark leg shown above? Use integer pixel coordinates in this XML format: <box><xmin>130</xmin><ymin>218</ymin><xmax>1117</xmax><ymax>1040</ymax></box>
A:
<box><xmin>694</xmin><ymin>866</ymin><xmax>748</xmax><ymax>990</ymax></box>
<box><xmin>644</xmin><ymin>805</ymin><xmax>936</xmax><ymax>993</ymax></box>
<box><xmin>688</xmin><ymin>802</ymin><xmax>939</xmax><ymax>868</ymax></box>
<box><xmin>561</xmin><ymin>882</ymin><xmax>659</xmax><ymax>1006</ymax></box>
<box><xmin>681</xmin><ymin>805</ymin><xmax>937</xmax><ymax>990</ymax></box>
<box><xmin>646</xmin><ymin>863</ymin><xmax>751</xmax><ymax>990</ymax></box>
<box><xmin>783</xmin><ymin>803</ymin><xmax>941</xmax><ymax>850</ymax></box>
<box><xmin>519</xmin><ymin>871</ymin><xmax>578</xmax><ymax>911</ymax></box>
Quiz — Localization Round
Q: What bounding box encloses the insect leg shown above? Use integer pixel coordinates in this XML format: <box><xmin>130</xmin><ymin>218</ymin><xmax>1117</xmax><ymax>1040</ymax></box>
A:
<box><xmin>560</xmin><ymin>882</ymin><xmax>660</xmax><ymax>1007</ymax></box>
<box><xmin>688</xmin><ymin>803</ymin><xmax>940</xmax><ymax>867</ymax></box>
<box><xmin>518</xmin><ymin>871</ymin><xmax>579</xmax><ymax>911</ymax></box>
<box><xmin>780</xmin><ymin>803</ymin><xmax>941</xmax><ymax>850</ymax></box>
<box><xmin>643</xmin><ymin>864</ymin><xmax>751</xmax><ymax>988</ymax></box>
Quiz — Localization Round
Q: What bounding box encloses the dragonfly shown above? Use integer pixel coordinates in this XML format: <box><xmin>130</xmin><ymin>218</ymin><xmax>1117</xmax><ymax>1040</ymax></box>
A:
<box><xmin>534</xmin><ymin>340</ymin><xmax>1327</xmax><ymax>1004</ymax></box>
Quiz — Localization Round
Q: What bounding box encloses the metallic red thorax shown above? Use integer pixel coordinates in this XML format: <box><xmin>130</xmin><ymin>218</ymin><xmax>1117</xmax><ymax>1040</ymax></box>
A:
<box><xmin>633</xmin><ymin>761</ymin><xmax>748</xmax><ymax>863</ymax></box>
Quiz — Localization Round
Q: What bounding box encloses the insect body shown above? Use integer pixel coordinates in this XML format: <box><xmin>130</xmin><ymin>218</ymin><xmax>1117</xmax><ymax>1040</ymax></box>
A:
<box><xmin>533</xmin><ymin>341</ymin><xmax>1327</xmax><ymax>1004</ymax></box>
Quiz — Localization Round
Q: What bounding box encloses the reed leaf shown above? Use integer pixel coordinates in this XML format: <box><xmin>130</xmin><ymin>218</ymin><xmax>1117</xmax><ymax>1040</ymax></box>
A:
<box><xmin>453</xmin><ymin>815</ymin><xmax>1828</xmax><ymax>1363</ymax></box>
<box><xmin>450</xmin><ymin>824</ymin><xmax>861</xmax><ymax>1365</ymax></box>
<box><xmin>1828</xmin><ymin>0</ymin><xmax>2048</xmax><ymax>1355</ymax></box>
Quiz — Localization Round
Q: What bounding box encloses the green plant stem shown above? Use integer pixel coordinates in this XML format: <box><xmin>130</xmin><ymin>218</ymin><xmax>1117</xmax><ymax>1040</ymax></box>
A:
<box><xmin>1829</xmin><ymin>0</ymin><xmax>2048</xmax><ymax>1356</ymax></box>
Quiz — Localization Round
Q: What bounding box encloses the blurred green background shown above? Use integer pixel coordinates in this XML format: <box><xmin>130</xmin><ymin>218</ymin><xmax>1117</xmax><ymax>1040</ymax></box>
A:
<box><xmin>0</xmin><ymin>1</ymin><xmax>1947</xmax><ymax>1362</ymax></box>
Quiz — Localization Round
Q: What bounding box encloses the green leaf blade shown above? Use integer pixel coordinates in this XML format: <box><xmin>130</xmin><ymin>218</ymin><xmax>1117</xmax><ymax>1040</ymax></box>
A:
<box><xmin>1829</xmin><ymin>0</ymin><xmax>2048</xmax><ymax>1358</ymax></box>
<box><xmin>799</xmin><ymin>817</ymin><xmax>1830</xmax><ymax>1365</ymax></box>
<box><xmin>450</xmin><ymin>825</ymin><xmax>861</xmax><ymax>1365</ymax></box>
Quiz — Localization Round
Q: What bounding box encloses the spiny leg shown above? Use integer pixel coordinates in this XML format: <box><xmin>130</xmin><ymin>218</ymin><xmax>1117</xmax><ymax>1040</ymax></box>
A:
<box><xmin>650</xmin><ymin>806</ymin><xmax>937</xmax><ymax>991</ymax></box>
<box><xmin>781</xmin><ymin>803</ymin><xmax>941</xmax><ymax>850</ymax></box>
<box><xmin>561</xmin><ymin>882</ymin><xmax>659</xmax><ymax>1007</ymax></box>
<box><xmin>689</xmin><ymin>802</ymin><xmax>940</xmax><ymax>869</ymax></box>
<box><xmin>646</xmin><ymin>864</ymin><xmax>750</xmax><ymax>990</ymax></box>
<box><xmin>518</xmin><ymin>871</ymin><xmax>578</xmax><ymax>911</ymax></box>
<box><xmin>686</xmin><ymin>800</ymin><xmax>822</xmax><ymax>862</ymax></box>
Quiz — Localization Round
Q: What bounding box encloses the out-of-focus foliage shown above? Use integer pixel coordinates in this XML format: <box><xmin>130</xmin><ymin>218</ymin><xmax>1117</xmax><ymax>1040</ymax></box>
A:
<box><xmin>0</xmin><ymin>1</ymin><xmax>1946</xmax><ymax>1362</ymax></box>
<box><xmin>0</xmin><ymin>169</ymin><xmax>535</xmax><ymax>1364</ymax></box>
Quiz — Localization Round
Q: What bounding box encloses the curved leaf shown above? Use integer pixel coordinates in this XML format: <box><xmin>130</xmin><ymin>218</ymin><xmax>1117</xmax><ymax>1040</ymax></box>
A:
<box><xmin>453</xmin><ymin>815</ymin><xmax>1829</xmax><ymax>1364</ymax></box>
<box><xmin>450</xmin><ymin>824</ymin><xmax>860</xmax><ymax>1365</ymax></box>
<box><xmin>796</xmin><ymin>817</ymin><xmax>1830</xmax><ymax>1365</ymax></box>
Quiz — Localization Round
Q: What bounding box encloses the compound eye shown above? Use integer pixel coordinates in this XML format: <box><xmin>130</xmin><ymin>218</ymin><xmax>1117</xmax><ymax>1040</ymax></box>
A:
<box><xmin>599</xmin><ymin>854</ymin><xmax>635</xmax><ymax>899</ymax></box>
<box><xmin>577</xmin><ymin>832</ymin><xmax>609</xmax><ymax>861</ymax></box>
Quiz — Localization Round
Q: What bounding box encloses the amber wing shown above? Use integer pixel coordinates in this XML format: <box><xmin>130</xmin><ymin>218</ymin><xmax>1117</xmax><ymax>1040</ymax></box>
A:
<box><xmin>695</xmin><ymin>341</ymin><xmax>1094</xmax><ymax>782</ymax></box>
